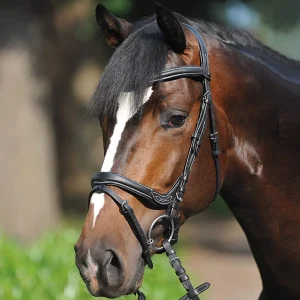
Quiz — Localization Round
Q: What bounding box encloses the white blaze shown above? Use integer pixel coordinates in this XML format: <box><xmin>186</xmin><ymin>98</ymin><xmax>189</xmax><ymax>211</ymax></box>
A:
<box><xmin>101</xmin><ymin>92</ymin><xmax>134</xmax><ymax>172</ymax></box>
<box><xmin>90</xmin><ymin>193</ymin><xmax>105</xmax><ymax>228</ymax></box>
<box><xmin>91</xmin><ymin>88</ymin><xmax>153</xmax><ymax>228</ymax></box>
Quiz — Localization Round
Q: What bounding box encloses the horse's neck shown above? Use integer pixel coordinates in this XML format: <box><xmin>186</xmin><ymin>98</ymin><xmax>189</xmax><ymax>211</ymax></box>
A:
<box><xmin>220</xmin><ymin>42</ymin><xmax>300</xmax><ymax>202</ymax></box>
<box><xmin>218</xmin><ymin>44</ymin><xmax>300</xmax><ymax>297</ymax></box>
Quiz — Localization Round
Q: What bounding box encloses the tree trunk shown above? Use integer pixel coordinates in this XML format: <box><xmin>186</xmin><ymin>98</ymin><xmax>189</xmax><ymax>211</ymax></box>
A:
<box><xmin>0</xmin><ymin>2</ymin><xmax>60</xmax><ymax>242</ymax></box>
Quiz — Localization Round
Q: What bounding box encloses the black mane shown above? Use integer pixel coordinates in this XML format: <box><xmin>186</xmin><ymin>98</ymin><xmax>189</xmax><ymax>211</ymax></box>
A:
<box><xmin>88</xmin><ymin>17</ymin><xmax>168</xmax><ymax>120</ymax></box>
<box><xmin>88</xmin><ymin>14</ymin><xmax>299</xmax><ymax>119</ymax></box>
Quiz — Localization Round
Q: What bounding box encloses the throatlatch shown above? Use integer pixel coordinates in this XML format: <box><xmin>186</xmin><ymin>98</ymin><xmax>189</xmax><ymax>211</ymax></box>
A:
<box><xmin>89</xmin><ymin>23</ymin><xmax>220</xmax><ymax>300</ymax></box>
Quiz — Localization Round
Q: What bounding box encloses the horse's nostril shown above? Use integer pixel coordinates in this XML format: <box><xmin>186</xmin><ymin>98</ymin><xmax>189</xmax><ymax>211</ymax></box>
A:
<box><xmin>110</xmin><ymin>251</ymin><xmax>120</xmax><ymax>269</ymax></box>
<box><xmin>102</xmin><ymin>250</ymin><xmax>124</xmax><ymax>288</ymax></box>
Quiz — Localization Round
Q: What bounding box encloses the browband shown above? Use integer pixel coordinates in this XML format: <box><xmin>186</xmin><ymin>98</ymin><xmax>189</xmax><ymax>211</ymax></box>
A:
<box><xmin>152</xmin><ymin>66</ymin><xmax>210</xmax><ymax>84</ymax></box>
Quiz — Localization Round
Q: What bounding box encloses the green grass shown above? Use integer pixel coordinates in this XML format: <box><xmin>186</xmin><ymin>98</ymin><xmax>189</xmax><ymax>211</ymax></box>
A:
<box><xmin>0</xmin><ymin>226</ymin><xmax>188</xmax><ymax>300</ymax></box>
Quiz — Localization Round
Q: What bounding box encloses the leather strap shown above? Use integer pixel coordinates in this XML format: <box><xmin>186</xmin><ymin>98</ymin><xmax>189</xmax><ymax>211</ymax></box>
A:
<box><xmin>163</xmin><ymin>240</ymin><xmax>210</xmax><ymax>300</ymax></box>
<box><xmin>90</xmin><ymin>185</ymin><xmax>153</xmax><ymax>269</ymax></box>
<box><xmin>152</xmin><ymin>66</ymin><xmax>210</xmax><ymax>84</ymax></box>
<box><xmin>91</xmin><ymin>172</ymin><xmax>182</xmax><ymax>209</ymax></box>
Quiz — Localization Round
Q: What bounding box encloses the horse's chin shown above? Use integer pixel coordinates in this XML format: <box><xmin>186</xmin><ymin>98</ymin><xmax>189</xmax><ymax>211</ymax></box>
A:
<box><xmin>86</xmin><ymin>283</ymin><xmax>135</xmax><ymax>299</ymax></box>
<box><xmin>125</xmin><ymin>258</ymin><xmax>146</xmax><ymax>295</ymax></box>
<box><xmin>87</xmin><ymin>287</ymin><xmax>126</xmax><ymax>299</ymax></box>
<box><xmin>85</xmin><ymin>279</ymin><xmax>144</xmax><ymax>299</ymax></box>
<box><xmin>84</xmin><ymin>279</ymin><xmax>143</xmax><ymax>299</ymax></box>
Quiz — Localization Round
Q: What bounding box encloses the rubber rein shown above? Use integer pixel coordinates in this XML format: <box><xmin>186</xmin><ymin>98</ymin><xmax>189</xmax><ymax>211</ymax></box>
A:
<box><xmin>88</xmin><ymin>23</ymin><xmax>221</xmax><ymax>300</ymax></box>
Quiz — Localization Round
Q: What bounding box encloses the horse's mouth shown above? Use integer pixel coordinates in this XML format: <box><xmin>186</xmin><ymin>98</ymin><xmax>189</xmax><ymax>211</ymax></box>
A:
<box><xmin>77</xmin><ymin>270</ymin><xmax>99</xmax><ymax>297</ymax></box>
<box><xmin>78</xmin><ymin>264</ymin><xmax>145</xmax><ymax>299</ymax></box>
<box><xmin>84</xmin><ymin>280</ymin><xmax>142</xmax><ymax>299</ymax></box>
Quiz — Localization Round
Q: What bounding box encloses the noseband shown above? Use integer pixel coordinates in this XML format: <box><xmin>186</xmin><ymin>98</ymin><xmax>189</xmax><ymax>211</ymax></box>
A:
<box><xmin>88</xmin><ymin>24</ymin><xmax>220</xmax><ymax>300</ymax></box>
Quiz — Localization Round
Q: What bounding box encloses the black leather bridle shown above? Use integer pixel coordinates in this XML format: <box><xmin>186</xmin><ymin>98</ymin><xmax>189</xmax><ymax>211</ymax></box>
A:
<box><xmin>88</xmin><ymin>24</ymin><xmax>220</xmax><ymax>300</ymax></box>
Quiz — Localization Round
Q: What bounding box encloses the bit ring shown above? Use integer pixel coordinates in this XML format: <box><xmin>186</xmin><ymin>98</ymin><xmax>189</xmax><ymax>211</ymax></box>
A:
<box><xmin>147</xmin><ymin>214</ymin><xmax>175</xmax><ymax>251</ymax></box>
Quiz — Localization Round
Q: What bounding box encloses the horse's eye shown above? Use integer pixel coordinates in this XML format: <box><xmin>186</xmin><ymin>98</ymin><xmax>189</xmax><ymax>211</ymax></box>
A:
<box><xmin>168</xmin><ymin>115</ymin><xmax>186</xmax><ymax>127</ymax></box>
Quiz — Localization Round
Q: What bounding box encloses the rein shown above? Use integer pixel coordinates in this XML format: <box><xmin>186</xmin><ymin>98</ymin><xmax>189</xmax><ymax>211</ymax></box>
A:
<box><xmin>88</xmin><ymin>23</ymin><xmax>220</xmax><ymax>300</ymax></box>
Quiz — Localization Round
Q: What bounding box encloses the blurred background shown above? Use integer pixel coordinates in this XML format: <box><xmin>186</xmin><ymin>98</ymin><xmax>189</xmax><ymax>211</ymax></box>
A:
<box><xmin>0</xmin><ymin>0</ymin><xmax>299</xmax><ymax>299</ymax></box>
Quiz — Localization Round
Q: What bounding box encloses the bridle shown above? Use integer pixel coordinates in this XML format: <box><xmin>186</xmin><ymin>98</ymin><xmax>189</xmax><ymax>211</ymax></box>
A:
<box><xmin>88</xmin><ymin>24</ymin><xmax>220</xmax><ymax>300</ymax></box>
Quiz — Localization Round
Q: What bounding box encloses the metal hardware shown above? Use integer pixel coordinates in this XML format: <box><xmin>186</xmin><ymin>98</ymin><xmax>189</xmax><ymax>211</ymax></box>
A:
<box><xmin>147</xmin><ymin>215</ymin><xmax>175</xmax><ymax>251</ymax></box>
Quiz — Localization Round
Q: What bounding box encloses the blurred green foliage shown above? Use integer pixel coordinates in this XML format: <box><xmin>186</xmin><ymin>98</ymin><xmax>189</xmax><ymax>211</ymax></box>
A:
<box><xmin>96</xmin><ymin>0</ymin><xmax>300</xmax><ymax>30</ymax></box>
<box><xmin>102</xmin><ymin>0</ymin><xmax>133</xmax><ymax>15</ymax></box>
<box><xmin>249</xmin><ymin>0</ymin><xmax>299</xmax><ymax>30</ymax></box>
<box><xmin>0</xmin><ymin>226</ymin><xmax>191</xmax><ymax>300</ymax></box>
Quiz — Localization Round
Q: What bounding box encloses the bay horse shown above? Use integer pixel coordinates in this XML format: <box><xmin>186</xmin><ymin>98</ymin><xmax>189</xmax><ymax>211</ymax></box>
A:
<box><xmin>75</xmin><ymin>3</ymin><xmax>300</xmax><ymax>300</ymax></box>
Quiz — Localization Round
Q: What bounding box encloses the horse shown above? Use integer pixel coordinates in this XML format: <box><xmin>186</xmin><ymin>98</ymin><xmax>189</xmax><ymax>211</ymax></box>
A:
<box><xmin>75</xmin><ymin>3</ymin><xmax>300</xmax><ymax>300</ymax></box>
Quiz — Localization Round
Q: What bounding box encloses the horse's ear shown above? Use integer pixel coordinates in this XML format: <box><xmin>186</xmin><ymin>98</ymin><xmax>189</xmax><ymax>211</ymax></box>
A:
<box><xmin>95</xmin><ymin>4</ymin><xmax>132</xmax><ymax>48</ymax></box>
<box><xmin>155</xmin><ymin>3</ymin><xmax>186</xmax><ymax>53</ymax></box>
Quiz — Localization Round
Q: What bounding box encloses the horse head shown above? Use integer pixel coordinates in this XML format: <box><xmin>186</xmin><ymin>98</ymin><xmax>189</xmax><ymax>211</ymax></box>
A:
<box><xmin>75</xmin><ymin>3</ymin><xmax>227</xmax><ymax>298</ymax></box>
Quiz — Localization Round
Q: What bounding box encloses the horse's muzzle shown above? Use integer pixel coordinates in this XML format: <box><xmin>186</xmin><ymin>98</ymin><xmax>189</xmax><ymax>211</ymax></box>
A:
<box><xmin>74</xmin><ymin>241</ymin><xmax>127</xmax><ymax>298</ymax></box>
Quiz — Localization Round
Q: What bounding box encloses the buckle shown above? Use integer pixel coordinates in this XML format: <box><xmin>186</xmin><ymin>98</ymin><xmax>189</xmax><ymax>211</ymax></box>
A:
<box><xmin>202</xmin><ymin>91</ymin><xmax>211</xmax><ymax>104</ymax></box>
<box><xmin>209</xmin><ymin>131</ymin><xmax>219</xmax><ymax>143</ymax></box>
<box><xmin>176</xmin><ymin>191</ymin><xmax>183</xmax><ymax>202</ymax></box>
<box><xmin>121</xmin><ymin>200</ymin><xmax>128</xmax><ymax>214</ymax></box>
